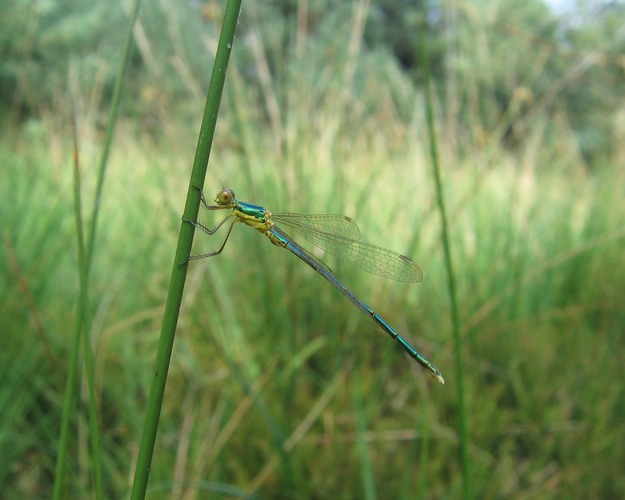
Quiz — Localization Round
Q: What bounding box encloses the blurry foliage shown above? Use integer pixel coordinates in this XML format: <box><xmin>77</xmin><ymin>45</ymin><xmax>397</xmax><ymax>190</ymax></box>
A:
<box><xmin>0</xmin><ymin>0</ymin><xmax>124</xmax><ymax>116</ymax></box>
<box><xmin>365</xmin><ymin>0</ymin><xmax>432</xmax><ymax>70</ymax></box>
<box><xmin>1</xmin><ymin>0</ymin><xmax>624</xmax><ymax>166</ymax></box>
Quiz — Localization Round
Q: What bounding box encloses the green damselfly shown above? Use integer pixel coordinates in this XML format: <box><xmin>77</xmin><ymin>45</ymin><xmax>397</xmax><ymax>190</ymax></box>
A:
<box><xmin>185</xmin><ymin>188</ymin><xmax>444</xmax><ymax>384</ymax></box>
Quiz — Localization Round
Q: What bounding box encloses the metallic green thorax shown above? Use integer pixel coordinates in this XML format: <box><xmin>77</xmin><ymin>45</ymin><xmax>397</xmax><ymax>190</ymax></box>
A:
<box><xmin>228</xmin><ymin>198</ymin><xmax>287</xmax><ymax>248</ymax></box>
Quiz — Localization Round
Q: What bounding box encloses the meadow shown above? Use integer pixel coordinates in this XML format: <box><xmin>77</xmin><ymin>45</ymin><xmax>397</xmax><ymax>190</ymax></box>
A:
<box><xmin>2</xmin><ymin>1</ymin><xmax>625</xmax><ymax>498</ymax></box>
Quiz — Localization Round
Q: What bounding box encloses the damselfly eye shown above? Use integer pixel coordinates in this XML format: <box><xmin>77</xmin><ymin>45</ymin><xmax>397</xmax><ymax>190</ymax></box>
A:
<box><xmin>215</xmin><ymin>188</ymin><xmax>235</xmax><ymax>205</ymax></box>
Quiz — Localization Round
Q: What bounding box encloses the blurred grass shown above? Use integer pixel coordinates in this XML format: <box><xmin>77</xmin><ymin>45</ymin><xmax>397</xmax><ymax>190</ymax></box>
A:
<box><xmin>3</xmin><ymin>5</ymin><xmax>625</xmax><ymax>499</ymax></box>
<box><xmin>54</xmin><ymin>0</ymin><xmax>143</xmax><ymax>495</ymax></box>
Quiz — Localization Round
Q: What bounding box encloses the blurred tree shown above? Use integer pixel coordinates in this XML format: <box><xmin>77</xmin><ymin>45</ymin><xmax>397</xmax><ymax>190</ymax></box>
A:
<box><xmin>556</xmin><ymin>0</ymin><xmax>625</xmax><ymax>165</ymax></box>
<box><xmin>364</xmin><ymin>0</ymin><xmax>432</xmax><ymax>71</ymax></box>
<box><xmin>1</xmin><ymin>0</ymin><xmax>622</xmax><ymax>168</ymax></box>
<box><xmin>0</xmin><ymin>0</ymin><xmax>126</xmax><ymax>121</ymax></box>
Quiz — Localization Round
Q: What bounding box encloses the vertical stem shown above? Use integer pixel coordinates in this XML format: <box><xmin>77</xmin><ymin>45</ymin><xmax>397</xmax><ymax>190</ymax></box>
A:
<box><xmin>129</xmin><ymin>1</ymin><xmax>242</xmax><ymax>498</ymax></box>
<box><xmin>420</xmin><ymin>34</ymin><xmax>471</xmax><ymax>499</ymax></box>
<box><xmin>53</xmin><ymin>0</ymin><xmax>143</xmax><ymax>497</ymax></box>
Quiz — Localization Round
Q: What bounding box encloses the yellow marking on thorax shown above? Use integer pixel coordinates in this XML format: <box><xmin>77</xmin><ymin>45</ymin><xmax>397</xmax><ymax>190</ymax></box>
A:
<box><xmin>233</xmin><ymin>206</ymin><xmax>273</xmax><ymax>232</ymax></box>
<box><xmin>233</xmin><ymin>207</ymin><xmax>286</xmax><ymax>248</ymax></box>
<box><xmin>233</xmin><ymin>207</ymin><xmax>270</xmax><ymax>231</ymax></box>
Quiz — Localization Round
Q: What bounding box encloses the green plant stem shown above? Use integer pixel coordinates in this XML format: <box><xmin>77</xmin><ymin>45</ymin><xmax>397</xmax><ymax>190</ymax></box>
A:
<box><xmin>129</xmin><ymin>1</ymin><xmax>242</xmax><ymax>497</ymax></box>
<box><xmin>420</xmin><ymin>36</ymin><xmax>471</xmax><ymax>498</ymax></box>
<box><xmin>353</xmin><ymin>367</ymin><xmax>376</xmax><ymax>500</ymax></box>
<box><xmin>53</xmin><ymin>1</ymin><xmax>143</xmax><ymax>495</ymax></box>
<box><xmin>73</xmin><ymin>120</ymin><xmax>104</xmax><ymax>500</ymax></box>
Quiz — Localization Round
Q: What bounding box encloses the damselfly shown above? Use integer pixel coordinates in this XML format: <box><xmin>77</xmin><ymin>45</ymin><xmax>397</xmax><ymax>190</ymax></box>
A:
<box><xmin>184</xmin><ymin>188</ymin><xmax>444</xmax><ymax>384</ymax></box>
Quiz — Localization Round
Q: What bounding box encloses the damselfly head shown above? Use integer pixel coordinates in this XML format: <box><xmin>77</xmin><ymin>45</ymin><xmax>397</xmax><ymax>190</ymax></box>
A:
<box><xmin>215</xmin><ymin>188</ymin><xmax>236</xmax><ymax>205</ymax></box>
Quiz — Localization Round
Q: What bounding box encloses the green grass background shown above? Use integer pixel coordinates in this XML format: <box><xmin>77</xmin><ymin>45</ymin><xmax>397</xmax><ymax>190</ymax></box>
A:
<box><xmin>2</xmin><ymin>2</ymin><xmax>625</xmax><ymax>498</ymax></box>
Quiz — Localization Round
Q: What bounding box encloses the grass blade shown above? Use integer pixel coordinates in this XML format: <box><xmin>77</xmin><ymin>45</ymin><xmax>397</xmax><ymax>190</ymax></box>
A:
<box><xmin>420</xmin><ymin>34</ymin><xmax>471</xmax><ymax>498</ymax></box>
<box><xmin>53</xmin><ymin>0</ymin><xmax>144</xmax><ymax>496</ymax></box>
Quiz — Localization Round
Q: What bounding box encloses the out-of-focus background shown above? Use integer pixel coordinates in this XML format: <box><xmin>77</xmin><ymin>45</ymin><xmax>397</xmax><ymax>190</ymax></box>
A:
<box><xmin>2</xmin><ymin>0</ymin><xmax>624</xmax><ymax>497</ymax></box>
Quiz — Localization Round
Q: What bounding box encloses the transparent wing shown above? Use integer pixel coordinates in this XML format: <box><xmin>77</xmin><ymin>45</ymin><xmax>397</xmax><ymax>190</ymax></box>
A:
<box><xmin>273</xmin><ymin>213</ymin><xmax>361</xmax><ymax>240</ymax></box>
<box><xmin>273</xmin><ymin>213</ymin><xmax>422</xmax><ymax>283</ymax></box>
<box><xmin>272</xmin><ymin>213</ymin><xmax>362</xmax><ymax>260</ymax></box>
